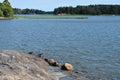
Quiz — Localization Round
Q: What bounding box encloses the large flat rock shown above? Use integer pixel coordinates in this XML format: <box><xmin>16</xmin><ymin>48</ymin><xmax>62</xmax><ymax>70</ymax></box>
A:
<box><xmin>0</xmin><ymin>50</ymin><xmax>64</xmax><ymax>80</ymax></box>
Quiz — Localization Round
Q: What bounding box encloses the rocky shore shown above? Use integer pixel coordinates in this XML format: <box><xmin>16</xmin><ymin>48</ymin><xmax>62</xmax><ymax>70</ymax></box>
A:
<box><xmin>0</xmin><ymin>50</ymin><xmax>88</xmax><ymax>80</ymax></box>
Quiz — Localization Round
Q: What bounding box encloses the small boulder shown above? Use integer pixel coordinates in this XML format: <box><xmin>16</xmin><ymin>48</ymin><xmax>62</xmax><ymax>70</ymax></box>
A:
<box><xmin>44</xmin><ymin>58</ymin><xmax>48</xmax><ymax>62</ymax></box>
<box><xmin>48</xmin><ymin>59</ymin><xmax>60</xmax><ymax>67</ymax></box>
<box><xmin>28</xmin><ymin>52</ymin><xmax>33</xmax><ymax>55</ymax></box>
<box><xmin>49</xmin><ymin>59</ymin><xmax>55</xmax><ymax>65</ymax></box>
<box><xmin>61</xmin><ymin>63</ymin><xmax>74</xmax><ymax>71</ymax></box>
<box><xmin>52</xmin><ymin>62</ymin><xmax>60</xmax><ymax>67</ymax></box>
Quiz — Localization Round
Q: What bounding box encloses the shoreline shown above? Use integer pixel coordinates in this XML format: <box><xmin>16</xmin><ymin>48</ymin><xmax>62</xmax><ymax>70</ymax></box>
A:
<box><xmin>0</xmin><ymin>17</ymin><xmax>12</xmax><ymax>20</ymax></box>
<box><xmin>0</xmin><ymin>50</ymin><xmax>88</xmax><ymax>80</ymax></box>
<box><xmin>14</xmin><ymin>15</ymin><xmax>88</xmax><ymax>19</ymax></box>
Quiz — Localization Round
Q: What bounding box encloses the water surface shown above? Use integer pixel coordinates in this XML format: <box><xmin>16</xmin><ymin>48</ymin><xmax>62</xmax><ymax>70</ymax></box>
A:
<box><xmin>0</xmin><ymin>16</ymin><xmax>120</xmax><ymax>80</ymax></box>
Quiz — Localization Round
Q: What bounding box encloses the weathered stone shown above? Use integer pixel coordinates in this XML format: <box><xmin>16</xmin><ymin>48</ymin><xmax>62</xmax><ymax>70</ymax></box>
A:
<box><xmin>0</xmin><ymin>50</ymin><xmax>50</xmax><ymax>80</ymax></box>
<box><xmin>52</xmin><ymin>62</ymin><xmax>60</xmax><ymax>67</ymax></box>
<box><xmin>61</xmin><ymin>63</ymin><xmax>74</xmax><ymax>71</ymax></box>
<box><xmin>48</xmin><ymin>59</ymin><xmax>60</xmax><ymax>67</ymax></box>
<box><xmin>49</xmin><ymin>59</ymin><xmax>55</xmax><ymax>65</ymax></box>
<box><xmin>44</xmin><ymin>58</ymin><xmax>48</xmax><ymax>62</ymax></box>
<box><xmin>28</xmin><ymin>52</ymin><xmax>33</xmax><ymax>55</ymax></box>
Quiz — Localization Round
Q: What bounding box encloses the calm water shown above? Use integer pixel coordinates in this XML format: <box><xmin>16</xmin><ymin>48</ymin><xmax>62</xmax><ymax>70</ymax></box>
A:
<box><xmin>0</xmin><ymin>16</ymin><xmax>120</xmax><ymax>80</ymax></box>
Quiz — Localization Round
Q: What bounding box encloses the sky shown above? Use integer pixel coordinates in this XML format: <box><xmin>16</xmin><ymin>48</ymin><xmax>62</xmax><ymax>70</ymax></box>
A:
<box><xmin>0</xmin><ymin>0</ymin><xmax>120</xmax><ymax>11</ymax></box>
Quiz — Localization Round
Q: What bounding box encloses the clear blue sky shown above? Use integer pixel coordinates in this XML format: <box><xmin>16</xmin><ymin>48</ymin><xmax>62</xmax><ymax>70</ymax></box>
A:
<box><xmin>0</xmin><ymin>0</ymin><xmax>120</xmax><ymax>11</ymax></box>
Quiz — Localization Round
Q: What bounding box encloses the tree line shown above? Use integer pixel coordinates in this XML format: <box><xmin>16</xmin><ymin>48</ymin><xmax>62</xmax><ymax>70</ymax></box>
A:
<box><xmin>0</xmin><ymin>0</ymin><xmax>14</xmax><ymax>17</ymax></box>
<box><xmin>13</xmin><ymin>8</ymin><xmax>46</xmax><ymax>14</ymax></box>
<box><xmin>54</xmin><ymin>5</ymin><xmax>120</xmax><ymax>15</ymax></box>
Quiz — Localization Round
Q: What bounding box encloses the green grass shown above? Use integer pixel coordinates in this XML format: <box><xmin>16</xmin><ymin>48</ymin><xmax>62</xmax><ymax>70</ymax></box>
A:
<box><xmin>14</xmin><ymin>15</ymin><xmax>88</xmax><ymax>19</ymax></box>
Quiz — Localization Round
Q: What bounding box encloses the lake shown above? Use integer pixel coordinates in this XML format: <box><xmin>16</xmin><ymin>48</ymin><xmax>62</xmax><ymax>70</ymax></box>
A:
<box><xmin>0</xmin><ymin>16</ymin><xmax>120</xmax><ymax>80</ymax></box>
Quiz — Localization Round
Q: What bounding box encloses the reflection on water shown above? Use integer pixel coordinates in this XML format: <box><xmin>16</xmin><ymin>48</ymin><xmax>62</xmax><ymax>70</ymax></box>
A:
<box><xmin>0</xmin><ymin>16</ymin><xmax>120</xmax><ymax>80</ymax></box>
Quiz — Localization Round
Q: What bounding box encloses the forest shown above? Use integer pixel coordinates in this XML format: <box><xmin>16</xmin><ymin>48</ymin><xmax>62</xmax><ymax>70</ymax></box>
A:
<box><xmin>54</xmin><ymin>5</ymin><xmax>120</xmax><ymax>15</ymax></box>
<box><xmin>13</xmin><ymin>8</ymin><xmax>46</xmax><ymax>14</ymax></box>
<box><xmin>0</xmin><ymin>0</ymin><xmax>13</xmax><ymax>17</ymax></box>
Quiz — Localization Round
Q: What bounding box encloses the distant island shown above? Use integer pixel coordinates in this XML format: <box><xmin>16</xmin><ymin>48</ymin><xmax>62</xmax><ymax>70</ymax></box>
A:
<box><xmin>54</xmin><ymin>5</ymin><xmax>120</xmax><ymax>15</ymax></box>
<box><xmin>13</xmin><ymin>5</ymin><xmax>120</xmax><ymax>15</ymax></box>
<box><xmin>0</xmin><ymin>0</ymin><xmax>14</xmax><ymax>19</ymax></box>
